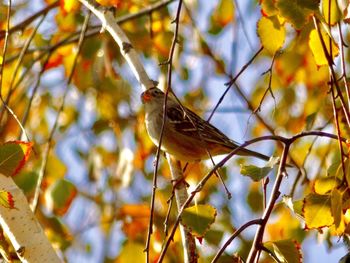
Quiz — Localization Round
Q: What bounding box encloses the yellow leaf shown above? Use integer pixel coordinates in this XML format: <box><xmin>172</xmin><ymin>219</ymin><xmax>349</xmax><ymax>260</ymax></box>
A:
<box><xmin>309</xmin><ymin>28</ymin><xmax>339</xmax><ymax>66</ymax></box>
<box><xmin>257</xmin><ymin>16</ymin><xmax>286</xmax><ymax>55</ymax></box>
<box><xmin>61</xmin><ymin>0</ymin><xmax>80</xmax><ymax>13</ymax></box>
<box><xmin>117</xmin><ymin>241</ymin><xmax>145</xmax><ymax>263</ymax></box>
<box><xmin>303</xmin><ymin>193</ymin><xmax>333</xmax><ymax>229</ymax></box>
<box><xmin>331</xmin><ymin>189</ymin><xmax>342</xmax><ymax>228</ymax></box>
<box><xmin>314</xmin><ymin>177</ymin><xmax>339</xmax><ymax>194</ymax></box>
<box><xmin>182</xmin><ymin>204</ymin><xmax>217</xmax><ymax>237</ymax></box>
<box><xmin>213</xmin><ymin>0</ymin><xmax>235</xmax><ymax>26</ymax></box>
<box><xmin>322</xmin><ymin>0</ymin><xmax>342</xmax><ymax>25</ymax></box>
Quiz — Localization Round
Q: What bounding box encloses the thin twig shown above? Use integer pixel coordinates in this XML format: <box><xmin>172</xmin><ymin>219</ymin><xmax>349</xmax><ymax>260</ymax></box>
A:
<box><xmin>20</xmin><ymin>52</ymin><xmax>52</xmax><ymax>134</ymax></box>
<box><xmin>330</xmin><ymin>82</ymin><xmax>347</xmax><ymax>186</ymax></box>
<box><xmin>312</xmin><ymin>16</ymin><xmax>350</xmax><ymax>127</ymax></box>
<box><xmin>0</xmin><ymin>0</ymin><xmax>30</xmax><ymax>142</ymax></box>
<box><xmin>0</xmin><ymin>0</ymin><xmax>59</xmax><ymax>39</ymax></box>
<box><xmin>208</xmin><ymin>47</ymin><xmax>264</xmax><ymax>122</ymax></box>
<box><xmin>246</xmin><ymin>144</ymin><xmax>290</xmax><ymax>262</ymax></box>
<box><xmin>254</xmin><ymin>52</ymin><xmax>277</xmax><ymax>113</ymax></box>
<box><xmin>337</xmin><ymin>22</ymin><xmax>350</xmax><ymax>111</ymax></box>
<box><xmin>211</xmin><ymin>219</ymin><xmax>262</xmax><ymax>263</ymax></box>
<box><xmin>0</xmin><ymin>14</ymin><xmax>47</xmax><ymax>123</ymax></box>
<box><xmin>158</xmin><ymin>130</ymin><xmax>345</xmax><ymax>262</ymax></box>
<box><xmin>4</xmin><ymin>0</ymin><xmax>175</xmax><ymax>66</ymax></box>
<box><xmin>31</xmin><ymin>11</ymin><xmax>91</xmax><ymax>212</ymax></box>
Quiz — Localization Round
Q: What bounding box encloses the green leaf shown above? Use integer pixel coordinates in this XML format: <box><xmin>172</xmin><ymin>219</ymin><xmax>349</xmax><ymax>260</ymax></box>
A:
<box><xmin>303</xmin><ymin>193</ymin><xmax>333</xmax><ymax>229</ymax></box>
<box><xmin>240</xmin><ymin>164</ymin><xmax>272</xmax><ymax>181</ymax></box>
<box><xmin>13</xmin><ymin>171</ymin><xmax>39</xmax><ymax>195</ymax></box>
<box><xmin>264</xmin><ymin>239</ymin><xmax>303</xmax><ymax>263</ymax></box>
<box><xmin>327</xmin><ymin>157</ymin><xmax>349</xmax><ymax>179</ymax></box>
<box><xmin>331</xmin><ymin>189</ymin><xmax>342</xmax><ymax>228</ymax></box>
<box><xmin>257</xmin><ymin>16</ymin><xmax>286</xmax><ymax>55</ymax></box>
<box><xmin>276</xmin><ymin>0</ymin><xmax>320</xmax><ymax>29</ymax></box>
<box><xmin>182</xmin><ymin>204</ymin><xmax>217</xmax><ymax>237</ymax></box>
<box><xmin>247</xmin><ymin>184</ymin><xmax>263</xmax><ymax>212</ymax></box>
<box><xmin>305</xmin><ymin>112</ymin><xmax>317</xmax><ymax>130</ymax></box>
<box><xmin>45</xmin><ymin>179</ymin><xmax>77</xmax><ymax>215</ymax></box>
<box><xmin>204</xmin><ymin>229</ymin><xmax>224</xmax><ymax>246</ymax></box>
<box><xmin>0</xmin><ymin>141</ymin><xmax>33</xmax><ymax>177</ymax></box>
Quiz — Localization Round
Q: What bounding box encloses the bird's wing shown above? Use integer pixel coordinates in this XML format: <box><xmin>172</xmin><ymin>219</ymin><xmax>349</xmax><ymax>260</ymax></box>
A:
<box><xmin>166</xmin><ymin>104</ymin><xmax>236</xmax><ymax>148</ymax></box>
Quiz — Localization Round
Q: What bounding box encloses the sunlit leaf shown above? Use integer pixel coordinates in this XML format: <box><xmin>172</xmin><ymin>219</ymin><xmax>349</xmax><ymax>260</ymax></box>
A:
<box><xmin>303</xmin><ymin>193</ymin><xmax>333</xmax><ymax>229</ymax></box>
<box><xmin>182</xmin><ymin>204</ymin><xmax>217</xmax><ymax>238</ymax></box>
<box><xmin>0</xmin><ymin>141</ymin><xmax>33</xmax><ymax>177</ymax></box>
<box><xmin>117</xmin><ymin>241</ymin><xmax>146</xmax><ymax>262</ymax></box>
<box><xmin>240</xmin><ymin>164</ymin><xmax>272</xmax><ymax>181</ymax></box>
<box><xmin>309</xmin><ymin>28</ymin><xmax>339</xmax><ymax>66</ymax></box>
<box><xmin>322</xmin><ymin>0</ymin><xmax>342</xmax><ymax>25</ymax></box>
<box><xmin>0</xmin><ymin>191</ymin><xmax>15</xmax><ymax>209</ymax></box>
<box><xmin>264</xmin><ymin>239</ymin><xmax>303</xmax><ymax>263</ymax></box>
<box><xmin>60</xmin><ymin>0</ymin><xmax>81</xmax><ymax>14</ymax></box>
<box><xmin>257</xmin><ymin>16</ymin><xmax>286</xmax><ymax>55</ymax></box>
<box><xmin>314</xmin><ymin>177</ymin><xmax>339</xmax><ymax>194</ymax></box>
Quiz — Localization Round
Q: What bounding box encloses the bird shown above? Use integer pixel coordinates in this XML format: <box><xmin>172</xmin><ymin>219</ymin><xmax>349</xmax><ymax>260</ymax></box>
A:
<box><xmin>141</xmin><ymin>87</ymin><xmax>270</xmax><ymax>162</ymax></box>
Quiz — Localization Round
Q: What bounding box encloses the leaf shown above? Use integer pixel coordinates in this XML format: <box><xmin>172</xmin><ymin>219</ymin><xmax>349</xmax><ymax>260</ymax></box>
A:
<box><xmin>309</xmin><ymin>28</ymin><xmax>339</xmax><ymax>66</ymax></box>
<box><xmin>13</xmin><ymin>171</ymin><xmax>39</xmax><ymax>195</ymax></box>
<box><xmin>331</xmin><ymin>189</ymin><xmax>342</xmax><ymax>228</ymax></box>
<box><xmin>0</xmin><ymin>191</ymin><xmax>15</xmax><ymax>209</ymax></box>
<box><xmin>276</xmin><ymin>0</ymin><xmax>320</xmax><ymax>29</ymax></box>
<box><xmin>44</xmin><ymin>179</ymin><xmax>77</xmax><ymax>215</ymax></box>
<box><xmin>182</xmin><ymin>204</ymin><xmax>217</xmax><ymax>237</ymax></box>
<box><xmin>117</xmin><ymin>241</ymin><xmax>145</xmax><ymax>262</ymax></box>
<box><xmin>261</xmin><ymin>0</ymin><xmax>279</xmax><ymax>17</ymax></box>
<box><xmin>314</xmin><ymin>177</ymin><xmax>339</xmax><ymax>194</ymax></box>
<box><xmin>209</xmin><ymin>0</ymin><xmax>235</xmax><ymax>34</ymax></box>
<box><xmin>240</xmin><ymin>164</ymin><xmax>272</xmax><ymax>181</ymax></box>
<box><xmin>305</xmin><ymin>112</ymin><xmax>317</xmax><ymax>130</ymax></box>
<box><xmin>0</xmin><ymin>141</ymin><xmax>33</xmax><ymax>177</ymax></box>
<box><xmin>247</xmin><ymin>183</ymin><xmax>263</xmax><ymax>212</ymax></box>
<box><xmin>322</xmin><ymin>0</ymin><xmax>342</xmax><ymax>25</ymax></box>
<box><xmin>327</xmin><ymin>157</ymin><xmax>349</xmax><ymax>180</ymax></box>
<box><xmin>204</xmin><ymin>229</ymin><xmax>224</xmax><ymax>246</ymax></box>
<box><xmin>60</xmin><ymin>0</ymin><xmax>80</xmax><ymax>14</ymax></box>
<box><xmin>303</xmin><ymin>193</ymin><xmax>333</xmax><ymax>229</ymax></box>
<box><xmin>264</xmin><ymin>239</ymin><xmax>303</xmax><ymax>263</ymax></box>
<box><xmin>257</xmin><ymin>16</ymin><xmax>286</xmax><ymax>55</ymax></box>
<box><xmin>118</xmin><ymin>204</ymin><xmax>150</xmax><ymax>240</ymax></box>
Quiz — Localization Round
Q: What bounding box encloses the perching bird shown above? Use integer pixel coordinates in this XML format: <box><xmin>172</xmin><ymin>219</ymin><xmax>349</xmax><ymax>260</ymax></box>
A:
<box><xmin>141</xmin><ymin>87</ymin><xmax>270</xmax><ymax>162</ymax></box>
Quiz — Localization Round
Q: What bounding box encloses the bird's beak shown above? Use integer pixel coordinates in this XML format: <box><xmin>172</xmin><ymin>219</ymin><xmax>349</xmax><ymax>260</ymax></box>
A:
<box><xmin>141</xmin><ymin>91</ymin><xmax>151</xmax><ymax>104</ymax></box>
